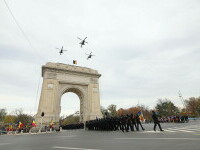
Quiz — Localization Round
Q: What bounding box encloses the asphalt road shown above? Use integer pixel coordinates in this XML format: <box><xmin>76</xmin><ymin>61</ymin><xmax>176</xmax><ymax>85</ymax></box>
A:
<box><xmin>0</xmin><ymin>120</ymin><xmax>200</xmax><ymax>150</ymax></box>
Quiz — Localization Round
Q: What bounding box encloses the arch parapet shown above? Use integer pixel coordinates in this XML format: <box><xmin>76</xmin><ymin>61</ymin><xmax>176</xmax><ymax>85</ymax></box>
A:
<box><xmin>35</xmin><ymin>62</ymin><xmax>102</xmax><ymax>124</ymax></box>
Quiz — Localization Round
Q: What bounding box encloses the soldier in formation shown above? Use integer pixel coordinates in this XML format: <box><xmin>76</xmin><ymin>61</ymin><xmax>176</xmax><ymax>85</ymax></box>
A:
<box><xmin>62</xmin><ymin>123</ymin><xmax>84</xmax><ymax>130</ymax></box>
<box><xmin>85</xmin><ymin>114</ymin><xmax>144</xmax><ymax>132</ymax></box>
<box><xmin>152</xmin><ymin>111</ymin><xmax>164</xmax><ymax>131</ymax></box>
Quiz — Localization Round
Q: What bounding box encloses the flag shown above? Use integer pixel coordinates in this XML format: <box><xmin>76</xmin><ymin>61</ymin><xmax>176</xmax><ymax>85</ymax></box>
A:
<box><xmin>137</xmin><ymin>111</ymin><xmax>145</xmax><ymax>121</ymax></box>
<box><xmin>9</xmin><ymin>124</ymin><xmax>13</xmax><ymax>131</ymax></box>
<box><xmin>18</xmin><ymin>121</ymin><xmax>23</xmax><ymax>128</ymax></box>
<box><xmin>73</xmin><ymin>60</ymin><xmax>77</xmax><ymax>65</ymax></box>
<box><xmin>31</xmin><ymin>120</ymin><xmax>36</xmax><ymax>127</ymax></box>
<box><xmin>50</xmin><ymin>120</ymin><xmax>54</xmax><ymax>128</ymax></box>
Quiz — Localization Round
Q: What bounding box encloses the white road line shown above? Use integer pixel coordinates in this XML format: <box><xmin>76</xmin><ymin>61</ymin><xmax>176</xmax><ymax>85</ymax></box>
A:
<box><xmin>162</xmin><ymin>129</ymin><xmax>176</xmax><ymax>132</ymax></box>
<box><xmin>177</xmin><ymin>130</ymin><xmax>195</xmax><ymax>132</ymax></box>
<box><xmin>143</xmin><ymin>131</ymin><xmax>158</xmax><ymax>133</ymax></box>
<box><xmin>181</xmin><ymin>128</ymin><xmax>200</xmax><ymax>131</ymax></box>
<box><xmin>167</xmin><ymin>129</ymin><xmax>194</xmax><ymax>133</ymax></box>
<box><xmin>52</xmin><ymin>146</ymin><xmax>101</xmax><ymax>150</ymax></box>
<box><xmin>167</xmin><ymin>125</ymin><xmax>199</xmax><ymax>130</ymax></box>
<box><xmin>142</xmin><ymin>131</ymin><xmax>165</xmax><ymax>133</ymax></box>
<box><xmin>58</xmin><ymin>136</ymin><xmax>77</xmax><ymax>138</ymax></box>
<box><xmin>0</xmin><ymin>143</ymin><xmax>11</xmax><ymax>146</ymax></box>
<box><xmin>115</xmin><ymin>138</ymin><xmax>200</xmax><ymax>140</ymax></box>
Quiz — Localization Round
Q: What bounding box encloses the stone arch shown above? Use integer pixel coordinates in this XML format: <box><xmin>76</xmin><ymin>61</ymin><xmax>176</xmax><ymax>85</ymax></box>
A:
<box><xmin>35</xmin><ymin>62</ymin><xmax>102</xmax><ymax>124</ymax></box>
<box><xmin>59</xmin><ymin>85</ymin><xmax>85</xmax><ymax>100</ymax></box>
<box><xmin>58</xmin><ymin>85</ymin><xmax>86</xmax><ymax>122</ymax></box>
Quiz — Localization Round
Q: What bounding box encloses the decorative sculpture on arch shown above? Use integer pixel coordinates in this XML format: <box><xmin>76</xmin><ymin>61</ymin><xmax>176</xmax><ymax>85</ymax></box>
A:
<box><xmin>35</xmin><ymin>62</ymin><xmax>102</xmax><ymax>123</ymax></box>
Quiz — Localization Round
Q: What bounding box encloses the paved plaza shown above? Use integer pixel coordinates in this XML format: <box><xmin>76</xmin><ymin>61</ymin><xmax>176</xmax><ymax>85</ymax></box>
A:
<box><xmin>0</xmin><ymin>121</ymin><xmax>200</xmax><ymax>150</ymax></box>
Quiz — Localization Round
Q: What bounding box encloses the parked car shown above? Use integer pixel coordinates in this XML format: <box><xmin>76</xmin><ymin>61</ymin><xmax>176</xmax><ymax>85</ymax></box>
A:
<box><xmin>0</xmin><ymin>127</ymin><xmax>7</xmax><ymax>135</ymax></box>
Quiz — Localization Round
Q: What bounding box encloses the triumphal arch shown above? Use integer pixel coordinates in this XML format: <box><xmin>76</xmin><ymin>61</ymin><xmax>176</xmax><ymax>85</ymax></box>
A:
<box><xmin>35</xmin><ymin>62</ymin><xmax>102</xmax><ymax>123</ymax></box>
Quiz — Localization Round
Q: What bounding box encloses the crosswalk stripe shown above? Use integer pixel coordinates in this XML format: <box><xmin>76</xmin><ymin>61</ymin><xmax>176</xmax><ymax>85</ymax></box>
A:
<box><xmin>163</xmin><ymin>130</ymin><xmax>176</xmax><ymax>132</ymax></box>
<box><xmin>142</xmin><ymin>131</ymin><xmax>165</xmax><ymax>133</ymax></box>
<box><xmin>132</xmin><ymin>124</ymin><xmax>200</xmax><ymax>134</ymax></box>
<box><xmin>142</xmin><ymin>128</ymin><xmax>200</xmax><ymax>133</ymax></box>
<box><xmin>165</xmin><ymin>128</ymin><xmax>200</xmax><ymax>132</ymax></box>
<box><xmin>176</xmin><ymin>130</ymin><xmax>194</xmax><ymax>132</ymax></box>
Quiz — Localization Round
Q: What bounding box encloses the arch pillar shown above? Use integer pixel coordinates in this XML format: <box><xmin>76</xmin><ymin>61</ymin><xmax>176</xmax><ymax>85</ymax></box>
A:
<box><xmin>35</xmin><ymin>62</ymin><xmax>102</xmax><ymax>124</ymax></box>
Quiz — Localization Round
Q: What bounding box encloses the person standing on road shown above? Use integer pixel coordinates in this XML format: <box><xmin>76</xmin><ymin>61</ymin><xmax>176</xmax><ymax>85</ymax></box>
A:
<box><xmin>152</xmin><ymin>111</ymin><xmax>164</xmax><ymax>131</ymax></box>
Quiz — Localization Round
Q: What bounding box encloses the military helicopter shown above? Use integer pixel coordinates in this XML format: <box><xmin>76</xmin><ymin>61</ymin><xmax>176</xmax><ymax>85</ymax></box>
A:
<box><xmin>77</xmin><ymin>37</ymin><xmax>88</xmax><ymax>48</ymax></box>
<box><xmin>56</xmin><ymin>46</ymin><xmax>67</xmax><ymax>55</ymax></box>
<box><xmin>86</xmin><ymin>52</ymin><xmax>95</xmax><ymax>60</ymax></box>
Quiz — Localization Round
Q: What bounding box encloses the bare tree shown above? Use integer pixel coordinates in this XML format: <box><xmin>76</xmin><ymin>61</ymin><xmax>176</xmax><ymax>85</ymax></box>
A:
<box><xmin>185</xmin><ymin>97</ymin><xmax>200</xmax><ymax>116</ymax></box>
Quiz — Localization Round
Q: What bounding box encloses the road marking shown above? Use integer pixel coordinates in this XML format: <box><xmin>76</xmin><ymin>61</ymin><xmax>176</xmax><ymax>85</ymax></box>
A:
<box><xmin>115</xmin><ymin>138</ymin><xmax>200</xmax><ymax>140</ymax></box>
<box><xmin>166</xmin><ymin>129</ymin><xmax>194</xmax><ymax>132</ymax></box>
<box><xmin>142</xmin><ymin>131</ymin><xmax>165</xmax><ymax>133</ymax></box>
<box><xmin>162</xmin><ymin>129</ymin><xmax>176</xmax><ymax>132</ymax></box>
<box><xmin>52</xmin><ymin>146</ymin><xmax>101</xmax><ymax>150</ymax></box>
<box><xmin>0</xmin><ymin>143</ymin><xmax>11</xmax><ymax>146</ymax></box>
<box><xmin>143</xmin><ymin>131</ymin><xmax>156</xmax><ymax>133</ymax></box>
<box><xmin>167</xmin><ymin>125</ymin><xmax>200</xmax><ymax>130</ymax></box>
<box><xmin>164</xmin><ymin>126</ymin><xmax>200</xmax><ymax>133</ymax></box>
<box><xmin>58</xmin><ymin>136</ymin><xmax>77</xmax><ymax>138</ymax></box>
<box><xmin>176</xmin><ymin>130</ymin><xmax>194</xmax><ymax>132</ymax></box>
<box><xmin>182</xmin><ymin>128</ymin><xmax>200</xmax><ymax>131</ymax></box>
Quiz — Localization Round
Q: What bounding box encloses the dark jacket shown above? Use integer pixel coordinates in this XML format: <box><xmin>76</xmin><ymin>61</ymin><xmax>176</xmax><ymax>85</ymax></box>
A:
<box><xmin>152</xmin><ymin>112</ymin><xmax>159</xmax><ymax>123</ymax></box>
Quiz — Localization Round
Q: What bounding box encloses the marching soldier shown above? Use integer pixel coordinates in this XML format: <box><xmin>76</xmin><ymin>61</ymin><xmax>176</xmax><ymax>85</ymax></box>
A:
<box><xmin>152</xmin><ymin>111</ymin><xmax>164</xmax><ymax>131</ymax></box>
<box><xmin>135</xmin><ymin>114</ymin><xmax>145</xmax><ymax>131</ymax></box>
<box><xmin>130</xmin><ymin>113</ymin><xmax>137</xmax><ymax>131</ymax></box>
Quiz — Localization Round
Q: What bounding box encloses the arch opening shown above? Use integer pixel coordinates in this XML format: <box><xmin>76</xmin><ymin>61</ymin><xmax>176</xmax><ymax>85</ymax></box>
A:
<box><xmin>60</xmin><ymin>88</ymin><xmax>84</xmax><ymax>125</ymax></box>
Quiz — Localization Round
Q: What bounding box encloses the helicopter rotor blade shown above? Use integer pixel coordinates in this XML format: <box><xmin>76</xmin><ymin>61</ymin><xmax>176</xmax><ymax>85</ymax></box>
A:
<box><xmin>77</xmin><ymin>37</ymin><xmax>82</xmax><ymax>40</ymax></box>
<box><xmin>84</xmin><ymin>37</ymin><xmax>87</xmax><ymax>40</ymax></box>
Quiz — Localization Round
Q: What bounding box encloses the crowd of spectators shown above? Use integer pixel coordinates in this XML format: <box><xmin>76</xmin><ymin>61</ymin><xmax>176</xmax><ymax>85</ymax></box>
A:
<box><xmin>145</xmin><ymin>115</ymin><xmax>189</xmax><ymax>123</ymax></box>
<box><xmin>158</xmin><ymin>115</ymin><xmax>189</xmax><ymax>123</ymax></box>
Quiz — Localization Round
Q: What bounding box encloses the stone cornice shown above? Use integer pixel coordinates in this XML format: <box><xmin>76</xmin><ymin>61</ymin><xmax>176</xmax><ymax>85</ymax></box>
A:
<box><xmin>42</xmin><ymin>62</ymin><xmax>101</xmax><ymax>78</ymax></box>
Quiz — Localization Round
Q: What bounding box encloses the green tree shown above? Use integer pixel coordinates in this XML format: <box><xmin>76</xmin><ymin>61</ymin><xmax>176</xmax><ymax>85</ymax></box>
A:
<box><xmin>0</xmin><ymin>109</ymin><xmax>7</xmax><ymax>123</ymax></box>
<box><xmin>4</xmin><ymin>115</ymin><xmax>17</xmax><ymax>123</ymax></box>
<box><xmin>155</xmin><ymin>99</ymin><xmax>179</xmax><ymax>116</ymax></box>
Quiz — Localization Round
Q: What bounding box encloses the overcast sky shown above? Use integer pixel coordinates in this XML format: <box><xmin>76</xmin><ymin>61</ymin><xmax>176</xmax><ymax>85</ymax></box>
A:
<box><xmin>0</xmin><ymin>0</ymin><xmax>200</xmax><ymax>116</ymax></box>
